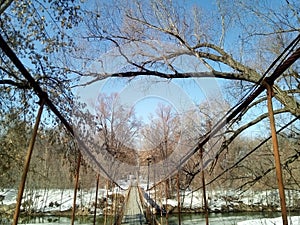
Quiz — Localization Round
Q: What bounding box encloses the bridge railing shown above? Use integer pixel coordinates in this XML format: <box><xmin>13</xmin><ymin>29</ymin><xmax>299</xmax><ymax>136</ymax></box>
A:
<box><xmin>115</xmin><ymin>185</ymin><xmax>132</xmax><ymax>225</ymax></box>
<box><xmin>138</xmin><ymin>186</ymin><xmax>162</xmax><ymax>225</ymax></box>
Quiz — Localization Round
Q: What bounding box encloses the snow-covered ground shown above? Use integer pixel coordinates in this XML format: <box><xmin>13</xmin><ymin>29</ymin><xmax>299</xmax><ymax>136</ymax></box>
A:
<box><xmin>237</xmin><ymin>216</ymin><xmax>300</xmax><ymax>225</ymax></box>
<box><xmin>1</xmin><ymin>187</ymin><xmax>300</xmax><ymax>224</ymax></box>
<box><xmin>0</xmin><ymin>187</ymin><xmax>124</xmax><ymax>214</ymax></box>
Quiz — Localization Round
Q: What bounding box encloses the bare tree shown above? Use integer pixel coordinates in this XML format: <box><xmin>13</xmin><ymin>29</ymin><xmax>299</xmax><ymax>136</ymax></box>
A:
<box><xmin>140</xmin><ymin>104</ymin><xmax>180</xmax><ymax>163</ymax></box>
<box><xmin>94</xmin><ymin>92</ymin><xmax>140</xmax><ymax>165</ymax></box>
<box><xmin>76</xmin><ymin>0</ymin><xmax>299</xmax><ymax>116</ymax></box>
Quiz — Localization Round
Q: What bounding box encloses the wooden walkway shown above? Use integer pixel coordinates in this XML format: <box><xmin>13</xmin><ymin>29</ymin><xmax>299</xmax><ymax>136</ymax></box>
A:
<box><xmin>121</xmin><ymin>185</ymin><xmax>148</xmax><ymax>225</ymax></box>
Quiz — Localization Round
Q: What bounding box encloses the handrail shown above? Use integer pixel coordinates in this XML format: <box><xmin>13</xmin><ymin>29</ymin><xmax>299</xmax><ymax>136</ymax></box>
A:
<box><xmin>115</xmin><ymin>186</ymin><xmax>132</xmax><ymax>225</ymax></box>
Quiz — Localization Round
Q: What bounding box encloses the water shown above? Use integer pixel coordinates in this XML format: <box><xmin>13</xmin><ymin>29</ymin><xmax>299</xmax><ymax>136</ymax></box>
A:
<box><xmin>2</xmin><ymin>215</ymin><xmax>114</xmax><ymax>225</ymax></box>
<box><xmin>12</xmin><ymin>212</ymin><xmax>286</xmax><ymax>225</ymax></box>
<box><xmin>159</xmin><ymin>212</ymin><xmax>282</xmax><ymax>225</ymax></box>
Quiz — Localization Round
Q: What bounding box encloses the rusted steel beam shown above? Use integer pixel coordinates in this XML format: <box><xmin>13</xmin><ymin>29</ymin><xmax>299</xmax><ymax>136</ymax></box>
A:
<box><xmin>176</xmin><ymin>173</ymin><xmax>181</xmax><ymax>225</ymax></box>
<box><xmin>266</xmin><ymin>84</ymin><xmax>288</xmax><ymax>225</ymax></box>
<box><xmin>71</xmin><ymin>153</ymin><xmax>82</xmax><ymax>225</ymax></box>
<box><xmin>200</xmin><ymin>149</ymin><xmax>209</xmax><ymax>225</ymax></box>
<box><xmin>93</xmin><ymin>174</ymin><xmax>100</xmax><ymax>225</ymax></box>
<box><xmin>165</xmin><ymin>180</ymin><xmax>169</xmax><ymax>224</ymax></box>
<box><xmin>12</xmin><ymin>101</ymin><xmax>45</xmax><ymax>225</ymax></box>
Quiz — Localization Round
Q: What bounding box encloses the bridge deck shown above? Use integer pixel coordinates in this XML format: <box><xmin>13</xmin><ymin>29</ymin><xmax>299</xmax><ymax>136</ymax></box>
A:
<box><xmin>121</xmin><ymin>185</ymin><xmax>148</xmax><ymax>225</ymax></box>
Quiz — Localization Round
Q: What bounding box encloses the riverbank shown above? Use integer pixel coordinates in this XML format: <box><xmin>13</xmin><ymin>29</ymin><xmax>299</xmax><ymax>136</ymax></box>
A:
<box><xmin>1</xmin><ymin>188</ymin><xmax>300</xmax><ymax>221</ymax></box>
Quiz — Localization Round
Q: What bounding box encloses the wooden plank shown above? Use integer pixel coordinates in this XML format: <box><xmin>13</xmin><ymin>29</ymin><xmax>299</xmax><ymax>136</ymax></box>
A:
<box><xmin>121</xmin><ymin>186</ymin><xmax>147</xmax><ymax>225</ymax></box>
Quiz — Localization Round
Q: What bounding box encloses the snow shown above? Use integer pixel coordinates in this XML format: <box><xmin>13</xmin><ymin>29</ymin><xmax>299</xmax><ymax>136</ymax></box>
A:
<box><xmin>0</xmin><ymin>189</ymin><xmax>18</xmax><ymax>205</ymax></box>
<box><xmin>1</xmin><ymin>187</ymin><xmax>300</xmax><ymax>224</ymax></box>
<box><xmin>237</xmin><ymin>216</ymin><xmax>300</xmax><ymax>225</ymax></box>
<box><xmin>0</xmin><ymin>188</ymin><xmax>112</xmax><ymax>213</ymax></box>
<box><xmin>164</xmin><ymin>198</ymin><xmax>178</xmax><ymax>207</ymax></box>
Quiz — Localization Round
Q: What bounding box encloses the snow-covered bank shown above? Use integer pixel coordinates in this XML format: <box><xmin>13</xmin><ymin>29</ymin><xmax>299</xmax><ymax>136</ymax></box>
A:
<box><xmin>1</xmin><ymin>188</ymin><xmax>300</xmax><ymax>225</ymax></box>
<box><xmin>155</xmin><ymin>189</ymin><xmax>300</xmax><ymax>213</ymax></box>
<box><xmin>1</xmin><ymin>188</ymin><xmax>300</xmax><ymax>214</ymax></box>
<box><xmin>0</xmin><ymin>188</ymin><xmax>123</xmax><ymax>215</ymax></box>
<box><xmin>237</xmin><ymin>216</ymin><xmax>300</xmax><ymax>225</ymax></box>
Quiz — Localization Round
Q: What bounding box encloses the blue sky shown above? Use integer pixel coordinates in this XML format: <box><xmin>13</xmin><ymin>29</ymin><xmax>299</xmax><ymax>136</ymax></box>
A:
<box><xmin>76</xmin><ymin>74</ymin><xmax>224</xmax><ymax>125</ymax></box>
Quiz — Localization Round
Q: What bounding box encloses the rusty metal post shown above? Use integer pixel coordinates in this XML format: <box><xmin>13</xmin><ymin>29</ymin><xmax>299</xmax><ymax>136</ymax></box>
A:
<box><xmin>176</xmin><ymin>172</ymin><xmax>181</xmax><ymax>225</ymax></box>
<box><xmin>165</xmin><ymin>180</ymin><xmax>169</xmax><ymax>225</ymax></box>
<box><xmin>159</xmin><ymin>183</ymin><xmax>163</xmax><ymax>225</ymax></box>
<box><xmin>154</xmin><ymin>183</ymin><xmax>157</xmax><ymax>205</ymax></box>
<box><xmin>93</xmin><ymin>174</ymin><xmax>100</xmax><ymax>225</ymax></box>
<box><xmin>154</xmin><ymin>161</ymin><xmax>157</xmax><ymax>205</ymax></box>
<box><xmin>266</xmin><ymin>83</ymin><xmax>288</xmax><ymax>225</ymax></box>
<box><xmin>12</xmin><ymin>100</ymin><xmax>45</xmax><ymax>225</ymax></box>
<box><xmin>113</xmin><ymin>184</ymin><xmax>117</xmax><ymax>225</ymax></box>
<box><xmin>200</xmin><ymin>148</ymin><xmax>209</xmax><ymax>225</ymax></box>
<box><xmin>104</xmin><ymin>180</ymin><xmax>109</xmax><ymax>225</ymax></box>
<box><xmin>71</xmin><ymin>153</ymin><xmax>82</xmax><ymax>225</ymax></box>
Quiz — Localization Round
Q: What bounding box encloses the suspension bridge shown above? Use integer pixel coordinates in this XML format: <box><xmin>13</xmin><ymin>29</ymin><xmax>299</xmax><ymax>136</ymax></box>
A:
<box><xmin>0</xmin><ymin>32</ymin><xmax>299</xmax><ymax>225</ymax></box>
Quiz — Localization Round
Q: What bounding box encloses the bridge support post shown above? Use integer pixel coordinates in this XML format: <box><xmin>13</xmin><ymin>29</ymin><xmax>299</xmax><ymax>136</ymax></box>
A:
<box><xmin>200</xmin><ymin>148</ymin><xmax>209</xmax><ymax>225</ymax></box>
<box><xmin>71</xmin><ymin>153</ymin><xmax>82</xmax><ymax>225</ymax></box>
<box><xmin>93</xmin><ymin>174</ymin><xmax>100</xmax><ymax>225</ymax></box>
<box><xmin>165</xmin><ymin>180</ymin><xmax>169</xmax><ymax>225</ymax></box>
<box><xmin>104</xmin><ymin>180</ymin><xmax>109</xmax><ymax>225</ymax></box>
<box><xmin>176</xmin><ymin>172</ymin><xmax>181</xmax><ymax>225</ymax></box>
<box><xmin>266</xmin><ymin>83</ymin><xmax>288</xmax><ymax>225</ymax></box>
<box><xmin>13</xmin><ymin>100</ymin><xmax>45</xmax><ymax>225</ymax></box>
